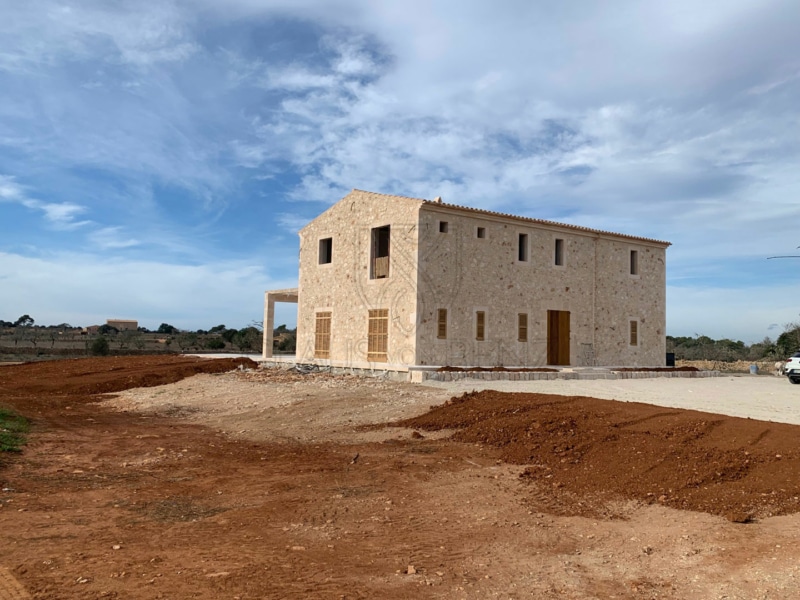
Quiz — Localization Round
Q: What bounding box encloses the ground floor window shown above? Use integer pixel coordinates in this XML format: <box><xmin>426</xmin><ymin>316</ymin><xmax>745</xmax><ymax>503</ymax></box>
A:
<box><xmin>437</xmin><ymin>308</ymin><xmax>447</xmax><ymax>339</ymax></box>
<box><xmin>475</xmin><ymin>311</ymin><xmax>486</xmax><ymax>341</ymax></box>
<box><xmin>314</xmin><ymin>312</ymin><xmax>331</xmax><ymax>358</ymax></box>
<box><xmin>518</xmin><ymin>313</ymin><xmax>528</xmax><ymax>342</ymax></box>
<box><xmin>629</xmin><ymin>320</ymin><xmax>639</xmax><ymax>347</ymax></box>
<box><xmin>368</xmin><ymin>309</ymin><xmax>389</xmax><ymax>362</ymax></box>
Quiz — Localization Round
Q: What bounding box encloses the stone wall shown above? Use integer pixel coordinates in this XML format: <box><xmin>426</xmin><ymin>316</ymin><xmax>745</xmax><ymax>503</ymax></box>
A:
<box><xmin>415</xmin><ymin>204</ymin><xmax>668</xmax><ymax>367</ymax></box>
<box><xmin>296</xmin><ymin>190</ymin><xmax>423</xmax><ymax>367</ymax></box>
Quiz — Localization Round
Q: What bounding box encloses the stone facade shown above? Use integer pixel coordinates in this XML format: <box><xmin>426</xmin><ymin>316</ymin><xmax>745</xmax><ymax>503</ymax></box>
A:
<box><xmin>266</xmin><ymin>189</ymin><xmax>670</xmax><ymax>369</ymax></box>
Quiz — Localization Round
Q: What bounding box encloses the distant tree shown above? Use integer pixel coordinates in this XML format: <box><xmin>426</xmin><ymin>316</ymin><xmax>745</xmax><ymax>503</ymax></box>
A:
<box><xmin>274</xmin><ymin>323</ymin><xmax>288</xmax><ymax>334</ymax></box>
<box><xmin>47</xmin><ymin>325</ymin><xmax>68</xmax><ymax>348</ymax></box>
<box><xmin>748</xmin><ymin>337</ymin><xmax>777</xmax><ymax>360</ymax></box>
<box><xmin>276</xmin><ymin>331</ymin><xmax>296</xmax><ymax>353</ymax></box>
<box><xmin>233</xmin><ymin>327</ymin><xmax>261</xmax><ymax>351</ymax></box>
<box><xmin>205</xmin><ymin>338</ymin><xmax>226</xmax><ymax>350</ymax></box>
<box><xmin>777</xmin><ymin>323</ymin><xmax>800</xmax><ymax>357</ymax></box>
<box><xmin>25</xmin><ymin>327</ymin><xmax>40</xmax><ymax>349</ymax></box>
<box><xmin>118</xmin><ymin>329</ymin><xmax>139</xmax><ymax>350</ymax></box>
<box><xmin>98</xmin><ymin>324</ymin><xmax>119</xmax><ymax>335</ymax></box>
<box><xmin>176</xmin><ymin>332</ymin><xmax>199</xmax><ymax>352</ymax></box>
<box><xmin>131</xmin><ymin>332</ymin><xmax>146</xmax><ymax>351</ymax></box>
<box><xmin>209</xmin><ymin>324</ymin><xmax>226</xmax><ymax>334</ymax></box>
<box><xmin>221</xmin><ymin>328</ymin><xmax>238</xmax><ymax>343</ymax></box>
<box><xmin>14</xmin><ymin>315</ymin><xmax>34</xmax><ymax>327</ymax></box>
<box><xmin>157</xmin><ymin>323</ymin><xmax>179</xmax><ymax>335</ymax></box>
<box><xmin>137</xmin><ymin>326</ymin><xmax>150</xmax><ymax>333</ymax></box>
<box><xmin>90</xmin><ymin>336</ymin><xmax>110</xmax><ymax>356</ymax></box>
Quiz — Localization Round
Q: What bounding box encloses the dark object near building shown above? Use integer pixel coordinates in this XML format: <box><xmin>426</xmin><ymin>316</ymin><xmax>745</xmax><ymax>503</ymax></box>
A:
<box><xmin>666</xmin><ymin>353</ymin><xmax>675</xmax><ymax>367</ymax></box>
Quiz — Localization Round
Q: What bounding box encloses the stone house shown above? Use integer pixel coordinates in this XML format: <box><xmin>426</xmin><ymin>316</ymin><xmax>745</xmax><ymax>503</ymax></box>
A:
<box><xmin>106</xmin><ymin>319</ymin><xmax>138</xmax><ymax>331</ymax></box>
<box><xmin>263</xmin><ymin>189</ymin><xmax>670</xmax><ymax>370</ymax></box>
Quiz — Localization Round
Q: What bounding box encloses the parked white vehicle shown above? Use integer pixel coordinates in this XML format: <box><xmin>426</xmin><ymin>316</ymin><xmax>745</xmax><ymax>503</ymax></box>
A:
<box><xmin>784</xmin><ymin>352</ymin><xmax>800</xmax><ymax>384</ymax></box>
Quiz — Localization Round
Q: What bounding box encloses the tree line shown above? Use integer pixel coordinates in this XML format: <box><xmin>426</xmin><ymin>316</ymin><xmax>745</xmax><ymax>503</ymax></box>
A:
<box><xmin>0</xmin><ymin>315</ymin><xmax>297</xmax><ymax>355</ymax></box>
<box><xmin>668</xmin><ymin>324</ymin><xmax>800</xmax><ymax>362</ymax></box>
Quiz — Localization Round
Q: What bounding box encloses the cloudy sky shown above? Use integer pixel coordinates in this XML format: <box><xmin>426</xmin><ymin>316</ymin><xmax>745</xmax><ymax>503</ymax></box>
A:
<box><xmin>1</xmin><ymin>0</ymin><xmax>799</xmax><ymax>341</ymax></box>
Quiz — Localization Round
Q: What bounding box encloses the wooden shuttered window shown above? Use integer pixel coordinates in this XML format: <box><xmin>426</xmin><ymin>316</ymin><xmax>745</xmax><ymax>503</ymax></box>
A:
<box><xmin>518</xmin><ymin>313</ymin><xmax>528</xmax><ymax>342</ymax></box>
<box><xmin>630</xmin><ymin>320</ymin><xmax>639</xmax><ymax>346</ymax></box>
<box><xmin>367</xmin><ymin>309</ymin><xmax>389</xmax><ymax>362</ymax></box>
<box><xmin>475</xmin><ymin>311</ymin><xmax>485</xmax><ymax>341</ymax></box>
<box><xmin>314</xmin><ymin>312</ymin><xmax>331</xmax><ymax>358</ymax></box>
<box><xmin>437</xmin><ymin>308</ymin><xmax>447</xmax><ymax>339</ymax></box>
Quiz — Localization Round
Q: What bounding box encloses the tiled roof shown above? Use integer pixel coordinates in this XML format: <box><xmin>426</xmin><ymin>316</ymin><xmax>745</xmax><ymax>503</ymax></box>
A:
<box><xmin>350</xmin><ymin>189</ymin><xmax>669</xmax><ymax>246</ymax></box>
<box><xmin>351</xmin><ymin>188</ymin><xmax>428</xmax><ymax>203</ymax></box>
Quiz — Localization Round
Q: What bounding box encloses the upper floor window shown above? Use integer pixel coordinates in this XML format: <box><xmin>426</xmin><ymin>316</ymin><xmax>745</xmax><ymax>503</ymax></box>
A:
<box><xmin>476</xmin><ymin>226</ymin><xmax>486</xmax><ymax>239</ymax></box>
<box><xmin>554</xmin><ymin>238</ymin><xmax>564</xmax><ymax>266</ymax></box>
<box><xmin>518</xmin><ymin>233</ymin><xmax>529</xmax><ymax>262</ymax></box>
<box><xmin>318</xmin><ymin>237</ymin><xmax>332</xmax><ymax>264</ymax></box>
<box><xmin>370</xmin><ymin>225</ymin><xmax>390</xmax><ymax>279</ymax></box>
<box><xmin>630</xmin><ymin>250</ymin><xmax>639</xmax><ymax>276</ymax></box>
<box><xmin>438</xmin><ymin>221</ymin><xmax>449</xmax><ymax>233</ymax></box>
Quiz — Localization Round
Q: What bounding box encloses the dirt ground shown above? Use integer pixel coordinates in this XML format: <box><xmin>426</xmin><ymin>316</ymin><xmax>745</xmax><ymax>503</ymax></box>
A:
<box><xmin>2</xmin><ymin>357</ymin><xmax>800</xmax><ymax>599</ymax></box>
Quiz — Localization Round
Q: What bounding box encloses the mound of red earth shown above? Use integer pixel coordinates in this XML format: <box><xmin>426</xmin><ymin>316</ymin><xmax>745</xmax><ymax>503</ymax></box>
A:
<box><xmin>0</xmin><ymin>355</ymin><xmax>258</xmax><ymax>409</ymax></box>
<box><xmin>395</xmin><ymin>390</ymin><xmax>800</xmax><ymax>522</ymax></box>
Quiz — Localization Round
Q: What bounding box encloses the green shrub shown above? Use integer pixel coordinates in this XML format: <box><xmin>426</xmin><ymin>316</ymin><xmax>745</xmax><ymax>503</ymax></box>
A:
<box><xmin>0</xmin><ymin>408</ymin><xmax>29</xmax><ymax>453</ymax></box>
<box><xmin>90</xmin><ymin>335</ymin><xmax>110</xmax><ymax>356</ymax></box>
<box><xmin>205</xmin><ymin>338</ymin><xmax>225</xmax><ymax>350</ymax></box>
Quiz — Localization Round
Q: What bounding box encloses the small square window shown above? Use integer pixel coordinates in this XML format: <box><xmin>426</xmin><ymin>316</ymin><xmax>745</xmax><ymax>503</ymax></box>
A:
<box><xmin>439</xmin><ymin>221</ymin><xmax>449</xmax><ymax>233</ymax></box>
<box><xmin>476</xmin><ymin>227</ymin><xmax>486</xmax><ymax>239</ymax></box>
<box><xmin>630</xmin><ymin>250</ymin><xmax>639</xmax><ymax>275</ymax></box>
<box><xmin>319</xmin><ymin>238</ymin><xmax>332</xmax><ymax>264</ymax></box>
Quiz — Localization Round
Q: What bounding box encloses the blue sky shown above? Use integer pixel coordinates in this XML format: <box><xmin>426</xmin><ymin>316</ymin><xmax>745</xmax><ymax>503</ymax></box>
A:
<box><xmin>1</xmin><ymin>0</ymin><xmax>799</xmax><ymax>342</ymax></box>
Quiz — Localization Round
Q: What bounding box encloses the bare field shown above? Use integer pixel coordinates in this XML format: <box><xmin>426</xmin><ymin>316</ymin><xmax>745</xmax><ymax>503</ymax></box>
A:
<box><xmin>2</xmin><ymin>357</ymin><xmax>800</xmax><ymax>599</ymax></box>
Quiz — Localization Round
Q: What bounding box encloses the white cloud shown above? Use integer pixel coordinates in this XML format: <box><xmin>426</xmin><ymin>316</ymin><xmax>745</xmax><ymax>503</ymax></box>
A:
<box><xmin>0</xmin><ymin>174</ymin><xmax>90</xmax><ymax>230</ymax></box>
<box><xmin>276</xmin><ymin>213</ymin><xmax>310</xmax><ymax>234</ymax></box>
<box><xmin>87</xmin><ymin>227</ymin><xmax>140</xmax><ymax>250</ymax></box>
<box><xmin>0</xmin><ymin>250</ymin><xmax>293</xmax><ymax>330</ymax></box>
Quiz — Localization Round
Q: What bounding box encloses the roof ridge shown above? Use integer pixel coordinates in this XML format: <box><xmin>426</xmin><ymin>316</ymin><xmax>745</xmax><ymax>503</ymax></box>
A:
<box><xmin>351</xmin><ymin>188</ymin><xmax>428</xmax><ymax>203</ymax></box>
<box><xmin>421</xmin><ymin>199</ymin><xmax>671</xmax><ymax>246</ymax></box>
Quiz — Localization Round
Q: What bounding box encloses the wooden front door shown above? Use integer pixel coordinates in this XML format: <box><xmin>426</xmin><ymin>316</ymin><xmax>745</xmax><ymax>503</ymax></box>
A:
<box><xmin>547</xmin><ymin>310</ymin><xmax>570</xmax><ymax>366</ymax></box>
